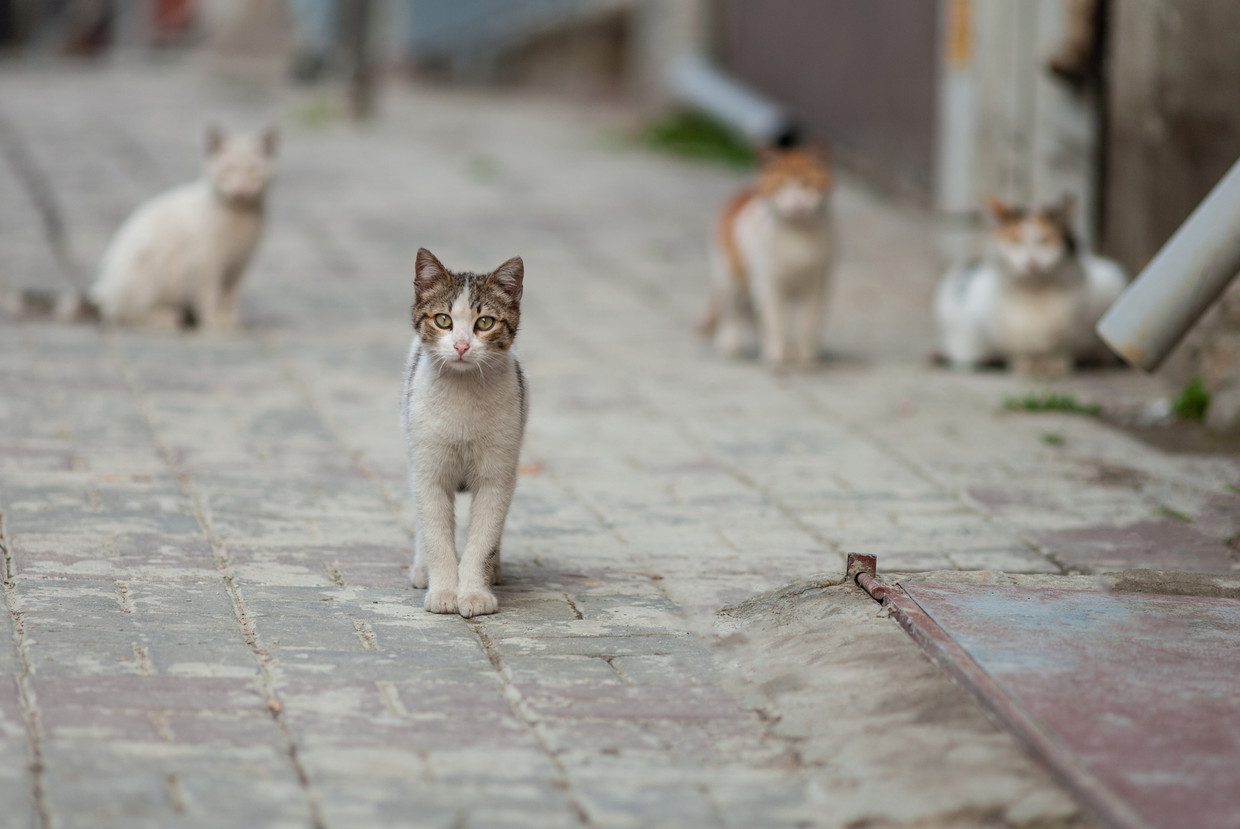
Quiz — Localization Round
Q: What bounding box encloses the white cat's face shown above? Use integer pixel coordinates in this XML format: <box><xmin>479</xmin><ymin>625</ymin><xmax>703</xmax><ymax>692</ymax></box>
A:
<box><xmin>206</xmin><ymin>127</ymin><xmax>277</xmax><ymax>205</ymax></box>
<box><xmin>988</xmin><ymin>199</ymin><xmax>1073</xmax><ymax>280</ymax></box>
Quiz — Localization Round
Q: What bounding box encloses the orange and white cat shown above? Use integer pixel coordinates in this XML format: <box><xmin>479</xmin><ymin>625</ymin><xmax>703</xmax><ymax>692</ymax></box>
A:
<box><xmin>935</xmin><ymin>196</ymin><xmax>1126</xmax><ymax>374</ymax></box>
<box><xmin>701</xmin><ymin>146</ymin><xmax>833</xmax><ymax>367</ymax></box>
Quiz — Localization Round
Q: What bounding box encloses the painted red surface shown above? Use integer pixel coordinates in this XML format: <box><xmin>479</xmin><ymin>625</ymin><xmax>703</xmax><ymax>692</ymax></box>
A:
<box><xmin>900</xmin><ymin>583</ymin><xmax>1240</xmax><ymax>829</ymax></box>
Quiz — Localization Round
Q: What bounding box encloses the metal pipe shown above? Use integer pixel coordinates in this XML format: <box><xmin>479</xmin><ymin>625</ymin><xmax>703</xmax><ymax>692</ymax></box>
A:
<box><xmin>667</xmin><ymin>54</ymin><xmax>796</xmax><ymax>145</ymax></box>
<box><xmin>1097</xmin><ymin>155</ymin><xmax>1240</xmax><ymax>371</ymax></box>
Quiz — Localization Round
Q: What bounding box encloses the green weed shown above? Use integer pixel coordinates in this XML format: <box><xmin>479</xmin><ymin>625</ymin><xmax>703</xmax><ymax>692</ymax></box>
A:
<box><xmin>638</xmin><ymin>112</ymin><xmax>755</xmax><ymax>168</ymax></box>
<box><xmin>1003</xmin><ymin>392</ymin><xmax>1101</xmax><ymax>416</ymax></box>
<box><xmin>1153</xmin><ymin>506</ymin><xmax>1192</xmax><ymax>523</ymax></box>
<box><xmin>1171</xmin><ymin>377</ymin><xmax>1210</xmax><ymax>421</ymax></box>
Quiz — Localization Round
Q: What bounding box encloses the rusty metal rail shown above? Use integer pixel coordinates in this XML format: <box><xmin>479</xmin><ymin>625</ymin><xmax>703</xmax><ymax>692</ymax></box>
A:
<box><xmin>842</xmin><ymin>554</ymin><xmax>1149</xmax><ymax>829</ymax></box>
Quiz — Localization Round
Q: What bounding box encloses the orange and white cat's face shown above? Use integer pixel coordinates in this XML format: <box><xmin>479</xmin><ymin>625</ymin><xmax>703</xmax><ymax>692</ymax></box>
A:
<box><xmin>987</xmin><ymin>197</ymin><xmax>1076</xmax><ymax>280</ymax></box>
<box><xmin>756</xmin><ymin>148</ymin><xmax>831</xmax><ymax>220</ymax></box>
<box><xmin>205</xmin><ymin>126</ymin><xmax>278</xmax><ymax>205</ymax></box>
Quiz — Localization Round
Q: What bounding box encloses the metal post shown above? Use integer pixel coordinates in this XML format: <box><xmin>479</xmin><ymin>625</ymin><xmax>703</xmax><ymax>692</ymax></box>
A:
<box><xmin>1097</xmin><ymin>155</ymin><xmax>1240</xmax><ymax>371</ymax></box>
<box><xmin>340</xmin><ymin>0</ymin><xmax>375</xmax><ymax>120</ymax></box>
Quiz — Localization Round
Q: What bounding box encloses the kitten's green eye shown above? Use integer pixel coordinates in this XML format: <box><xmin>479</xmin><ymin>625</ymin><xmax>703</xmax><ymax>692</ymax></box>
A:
<box><xmin>433</xmin><ymin>314</ymin><xmax>452</xmax><ymax>329</ymax></box>
<box><xmin>475</xmin><ymin>316</ymin><xmax>495</xmax><ymax>331</ymax></box>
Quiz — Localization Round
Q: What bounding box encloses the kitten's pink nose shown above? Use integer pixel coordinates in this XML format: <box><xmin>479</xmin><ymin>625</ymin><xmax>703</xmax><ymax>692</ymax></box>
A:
<box><xmin>454</xmin><ymin>342</ymin><xmax>470</xmax><ymax>357</ymax></box>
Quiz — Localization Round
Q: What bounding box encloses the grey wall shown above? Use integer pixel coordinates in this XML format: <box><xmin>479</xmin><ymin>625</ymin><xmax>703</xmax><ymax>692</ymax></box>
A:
<box><xmin>714</xmin><ymin>0</ymin><xmax>940</xmax><ymax>196</ymax></box>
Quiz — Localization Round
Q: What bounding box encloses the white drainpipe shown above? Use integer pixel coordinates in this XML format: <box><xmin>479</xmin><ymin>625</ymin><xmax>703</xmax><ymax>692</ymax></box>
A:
<box><xmin>1097</xmin><ymin>156</ymin><xmax>1240</xmax><ymax>371</ymax></box>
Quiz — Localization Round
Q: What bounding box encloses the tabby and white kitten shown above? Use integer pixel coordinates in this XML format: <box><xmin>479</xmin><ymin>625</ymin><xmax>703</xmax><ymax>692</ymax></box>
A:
<box><xmin>935</xmin><ymin>196</ymin><xmax>1126</xmax><ymax>374</ymax></box>
<box><xmin>88</xmin><ymin>125</ymin><xmax>277</xmax><ymax>330</ymax></box>
<box><xmin>700</xmin><ymin>146</ymin><xmax>833</xmax><ymax>367</ymax></box>
<box><xmin>402</xmin><ymin>248</ymin><xmax>529</xmax><ymax>618</ymax></box>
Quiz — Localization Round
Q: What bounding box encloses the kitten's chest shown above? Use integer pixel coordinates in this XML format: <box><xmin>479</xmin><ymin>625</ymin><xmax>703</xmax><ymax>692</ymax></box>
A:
<box><xmin>409</xmin><ymin>373</ymin><xmax>520</xmax><ymax>448</ymax></box>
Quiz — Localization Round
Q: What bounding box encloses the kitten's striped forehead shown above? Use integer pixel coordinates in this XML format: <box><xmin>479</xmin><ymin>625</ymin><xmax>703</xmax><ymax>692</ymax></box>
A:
<box><xmin>412</xmin><ymin>267</ymin><xmax>522</xmax><ymax>350</ymax></box>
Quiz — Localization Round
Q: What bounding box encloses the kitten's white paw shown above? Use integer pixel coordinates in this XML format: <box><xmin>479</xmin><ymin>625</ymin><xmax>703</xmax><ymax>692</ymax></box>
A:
<box><xmin>456</xmin><ymin>591</ymin><xmax>499</xmax><ymax>618</ymax></box>
<box><xmin>424</xmin><ymin>590</ymin><xmax>458</xmax><ymax>614</ymax></box>
<box><xmin>410</xmin><ymin>563</ymin><xmax>428</xmax><ymax>589</ymax></box>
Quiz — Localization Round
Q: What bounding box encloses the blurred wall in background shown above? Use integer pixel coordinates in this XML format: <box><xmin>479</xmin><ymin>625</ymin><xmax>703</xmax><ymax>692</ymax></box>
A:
<box><xmin>713</xmin><ymin>0</ymin><xmax>939</xmax><ymax>198</ymax></box>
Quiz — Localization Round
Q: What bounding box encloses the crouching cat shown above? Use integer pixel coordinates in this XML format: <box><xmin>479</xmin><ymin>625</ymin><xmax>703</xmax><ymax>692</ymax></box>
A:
<box><xmin>88</xmin><ymin>124</ymin><xmax>277</xmax><ymax>329</ymax></box>
<box><xmin>935</xmin><ymin>196</ymin><xmax>1126</xmax><ymax>374</ymax></box>
<box><xmin>700</xmin><ymin>146</ymin><xmax>833</xmax><ymax>367</ymax></box>
<box><xmin>402</xmin><ymin>248</ymin><xmax>529</xmax><ymax>617</ymax></box>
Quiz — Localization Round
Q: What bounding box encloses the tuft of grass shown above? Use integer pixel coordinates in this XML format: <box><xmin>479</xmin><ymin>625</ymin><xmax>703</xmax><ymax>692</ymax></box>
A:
<box><xmin>1171</xmin><ymin>377</ymin><xmax>1210</xmax><ymax>421</ymax></box>
<box><xmin>1223</xmin><ymin>484</ymin><xmax>1240</xmax><ymax>495</ymax></box>
<box><xmin>1153</xmin><ymin>506</ymin><xmax>1192</xmax><ymax>523</ymax></box>
<box><xmin>293</xmin><ymin>96</ymin><xmax>335</xmax><ymax>129</ymax></box>
<box><xmin>638</xmin><ymin>112</ymin><xmax>755</xmax><ymax>168</ymax></box>
<box><xmin>464</xmin><ymin>155</ymin><xmax>498</xmax><ymax>183</ymax></box>
<box><xmin>1003</xmin><ymin>392</ymin><xmax>1101</xmax><ymax>416</ymax></box>
<box><xmin>1040</xmin><ymin>432</ymin><xmax>1066</xmax><ymax>446</ymax></box>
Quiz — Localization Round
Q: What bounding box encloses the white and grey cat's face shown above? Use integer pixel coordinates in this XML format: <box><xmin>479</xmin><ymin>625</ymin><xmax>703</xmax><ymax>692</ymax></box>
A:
<box><xmin>412</xmin><ymin>249</ymin><xmax>523</xmax><ymax>374</ymax></box>
<box><xmin>988</xmin><ymin>197</ymin><xmax>1076</xmax><ymax>280</ymax></box>
<box><xmin>205</xmin><ymin>126</ymin><xmax>278</xmax><ymax>205</ymax></box>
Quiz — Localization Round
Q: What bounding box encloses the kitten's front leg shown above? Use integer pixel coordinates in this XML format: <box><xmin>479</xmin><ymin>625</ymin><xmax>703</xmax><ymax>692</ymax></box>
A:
<box><xmin>415</xmin><ymin>482</ymin><xmax>459</xmax><ymax>613</ymax></box>
<box><xmin>457</xmin><ymin>480</ymin><xmax>516</xmax><ymax>618</ymax></box>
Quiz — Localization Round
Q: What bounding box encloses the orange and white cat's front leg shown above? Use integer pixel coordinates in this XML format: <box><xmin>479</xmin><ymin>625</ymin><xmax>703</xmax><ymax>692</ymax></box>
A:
<box><xmin>752</xmin><ymin>274</ymin><xmax>792</xmax><ymax>367</ymax></box>
<box><xmin>792</xmin><ymin>274</ymin><xmax>829</xmax><ymax>366</ymax></box>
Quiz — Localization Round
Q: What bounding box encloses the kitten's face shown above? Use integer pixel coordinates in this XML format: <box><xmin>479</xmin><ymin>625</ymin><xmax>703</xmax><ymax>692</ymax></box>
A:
<box><xmin>988</xmin><ymin>197</ymin><xmax>1075</xmax><ymax>280</ymax></box>
<box><xmin>411</xmin><ymin>249</ymin><xmax>523</xmax><ymax>373</ymax></box>
<box><xmin>206</xmin><ymin>126</ymin><xmax>278</xmax><ymax>205</ymax></box>
<box><xmin>757</xmin><ymin>148</ymin><xmax>831</xmax><ymax>220</ymax></box>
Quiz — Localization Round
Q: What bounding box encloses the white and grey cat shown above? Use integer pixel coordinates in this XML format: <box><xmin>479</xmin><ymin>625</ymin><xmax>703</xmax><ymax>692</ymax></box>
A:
<box><xmin>88</xmin><ymin>124</ymin><xmax>278</xmax><ymax>329</ymax></box>
<box><xmin>402</xmin><ymin>248</ymin><xmax>529</xmax><ymax>618</ymax></box>
<box><xmin>935</xmin><ymin>196</ymin><xmax>1126</xmax><ymax>374</ymax></box>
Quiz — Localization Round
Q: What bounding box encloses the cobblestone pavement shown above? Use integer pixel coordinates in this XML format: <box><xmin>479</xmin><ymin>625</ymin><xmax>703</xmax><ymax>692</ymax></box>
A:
<box><xmin>1</xmin><ymin>64</ymin><xmax>1238</xmax><ymax>828</ymax></box>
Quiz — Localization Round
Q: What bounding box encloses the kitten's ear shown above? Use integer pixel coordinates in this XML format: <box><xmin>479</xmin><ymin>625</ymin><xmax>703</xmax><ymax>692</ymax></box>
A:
<box><xmin>205</xmin><ymin>124</ymin><xmax>226</xmax><ymax>157</ymax></box>
<box><xmin>984</xmin><ymin>195</ymin><xmax>1019</xmax><ymax>224</ymax></box>
<box><xmin>414</xmin><ymin>248</ymin><xmax>448</xmax><ymax>296</ymax></box>
<box><xmin>260</xmin><ymin>126</ymin><xmax>279</xmax><ymax>157</ymax></box>
<box><xmin>489</xmin><ymin>256</ymin><xmax>524</xmax><ymax>303</ymax></box>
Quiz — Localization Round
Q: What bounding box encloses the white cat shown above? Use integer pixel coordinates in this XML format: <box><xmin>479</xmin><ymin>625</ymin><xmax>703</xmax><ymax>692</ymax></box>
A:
<box><xmin>402</xmin><ymin>249</ymin><xmax>529</xmax><ymax>618</ymax></box>
<box><xmin>935</xmin><ymin>196</ymin><xmax>1127</xmax><ymax>374</ymax></box>
<box><xmin>700</xmin><ymin>146</ymin><xmax>834</xmax><ymax>367</ymax></box>
<box><xmin>88</xmin><ymin>125</ymin><xmax>277</xmax><ymax>330</ymax></box>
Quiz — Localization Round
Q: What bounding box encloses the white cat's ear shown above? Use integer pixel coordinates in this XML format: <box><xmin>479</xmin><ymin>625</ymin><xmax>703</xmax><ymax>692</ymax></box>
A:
<box><xmin>260</xmin><ymin>126</ymin><xmax>279</xmax><ymax>157</ymax></box>
<box><xmin>414</xmin><ymin>248</ymin><xmax>448</xmax><ymax>296</ymax></box>
<box><xmin>489</xmin><ymin>256</ymin><xmax>524</xmax><ymax>302</ymax></box>
<box><xmin>984</xmin><ymin>195</ymin><xmax>1019</xmax><ymax>224</ymax></box>
<box><xmin>205</xmin><ymin>124</ymin><xmax>226</xmax><ymax>157</ymax></box>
